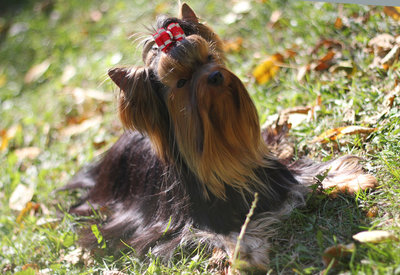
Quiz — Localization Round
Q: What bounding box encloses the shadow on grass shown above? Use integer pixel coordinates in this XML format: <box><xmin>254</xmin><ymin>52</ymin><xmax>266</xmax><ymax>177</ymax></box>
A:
<box><xmin>269</xmin><ymin>192</ymin><xmax>372</xmax><ymax>274</ymax></box>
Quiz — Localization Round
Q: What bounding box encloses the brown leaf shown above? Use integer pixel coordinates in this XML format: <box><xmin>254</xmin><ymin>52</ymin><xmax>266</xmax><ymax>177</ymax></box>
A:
<box><xmin>9</xmin><ymin>184</ymin><xmax>34</xmax><ymax>211</ymax></box>
<box><xmin>384</xmin><ymin>85</ymin><xmax>400</xmax><ymax>109</ymax></box>
<box><xmin>0</xmin><ymin>124</ymin><xmax>21</xmax><ymax>151</ymax></box>
<box><xmin>22</xmin><ymin>263</ymin><xmax>38</xmax><ymax>271</ymax></box>
<box><xmin>322</xmin><ymin>243</ymin><xmax>355</xmax><ymax>267</ymax></box>
<box><xmin>334</xmin><ymin>17</ymin><xmax>343</xmax><ymax>29</ymax></box>
<box><xmin>313</xmin><ymin>126</ymin><xmax>377</xmax><ymax>143</ymax></box>
<box><xmin>24</xmin><ymin>59</ymin><xmax>51</xmax><ymax>84</ymax></box>
<box><xmin>252</xmin><ymin>53</ymin><xmax>284</xmax><ymax>84</ymax></box>
<box><xmin>281</xmin><ymin>106</ymin><xmax>312</xmax><ymax>115</ymax></box>
<box><xmin>383</xmin><ymin>6</ymin><xmax>400</xmax><ymax>21</ymax></box>
<box><xmin>223</xmin><ymin>37</ymin><xmax>243</xmax><ymax>53</ymax></box>
<box><xmin>353</xmin><ymin>230</ymin><xmax>399</xmax><ymax>243</ymax></box>
<box><xmin>16</xmin><ymin>201</ymin><xmax>40</xmax><ymax>224</ymax></box>
<box><xmin>366</xmin><ymin>206</ymin><xmax>378</xmax><ymax>218</ymax></box>
<box><xmin>314</xmin><ymin>50</ymin><xmax>336</xmax><ymax>71</ymax></box>
<box><xmin>316</xmin><ymin>94</ymin><xmax>322</xmax><ymax>107</ymax></box>
<box><xmin>311</xmin><ymin>39</ymin><xmax>343</xmax><ymax>55</ymax></box>
<box><xmin>284</xmin><ymin>45</ymin><xmax>298</xmax><ymax>59</ymax></box>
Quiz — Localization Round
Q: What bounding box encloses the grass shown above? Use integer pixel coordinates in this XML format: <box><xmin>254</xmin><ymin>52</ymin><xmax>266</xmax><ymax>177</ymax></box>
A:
<box><xmin>1</xmin><ymin>0</ymin><xmax>399</xmax><ymax>274</ymax></box>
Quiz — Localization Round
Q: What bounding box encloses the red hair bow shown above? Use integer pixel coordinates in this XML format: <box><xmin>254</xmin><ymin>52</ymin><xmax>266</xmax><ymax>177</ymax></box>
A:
<box><xmin>153</xmin><ymin>23</ymin><xmax>186</xmax><ymax>53</ymax></box>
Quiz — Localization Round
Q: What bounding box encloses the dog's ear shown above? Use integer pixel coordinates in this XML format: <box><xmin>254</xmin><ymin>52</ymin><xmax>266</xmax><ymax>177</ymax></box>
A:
<box><xmin>179</xmin><ymin>3</ymin><xmax>198</xmax><ymax>23</ymax></box>
<box><xmin>108</xmin><ymin>67</ymin><xmax>170</xmax><ymax>160</ymax></box>
<box><xmin>108</xmin><ymin>67</ymin><xmax>131</xmax><ymax>92</ymax></box>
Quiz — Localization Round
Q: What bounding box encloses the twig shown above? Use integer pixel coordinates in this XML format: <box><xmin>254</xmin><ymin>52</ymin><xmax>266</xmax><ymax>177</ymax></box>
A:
<box><xmin>232</xmin><ymin>192</ymin><xmax>259</xmax><ymax>268</ymax></box>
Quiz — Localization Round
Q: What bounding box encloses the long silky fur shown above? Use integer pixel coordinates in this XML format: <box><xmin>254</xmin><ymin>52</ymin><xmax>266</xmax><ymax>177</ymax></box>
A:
<box><xmin>65</xmin><ymin>3</ymin><xmax>376</xmax><ymax>271</ymax></box>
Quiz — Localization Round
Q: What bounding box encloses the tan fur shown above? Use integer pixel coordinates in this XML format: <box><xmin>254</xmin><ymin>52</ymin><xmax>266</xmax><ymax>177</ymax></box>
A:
<box><xmin>157</xmin><ymin>35</ymin><xmax>277</xmax><ymax>200</ymax></box>
<box><xmin>108</xmin><ymin>66</ymin><xmax>170</xmax><ymax>161</ymax></box>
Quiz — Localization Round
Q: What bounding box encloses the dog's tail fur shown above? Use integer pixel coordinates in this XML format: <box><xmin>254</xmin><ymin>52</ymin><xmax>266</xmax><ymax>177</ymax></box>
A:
<box><xmin>289</xmin><ymin>156</ymin><xmax>377</xmax><ymax>194</ymax></box>
<box><xmin>262</xmin><ymin>126</ymin><xmax>377</xmax><ymax>195</ymax></box>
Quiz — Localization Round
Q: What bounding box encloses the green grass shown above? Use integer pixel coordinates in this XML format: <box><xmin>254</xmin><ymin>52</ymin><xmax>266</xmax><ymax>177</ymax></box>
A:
<box><xmin>1</xmin><ymin>0</ymin><xmax>400</xmax><ymax>274</ymax></box>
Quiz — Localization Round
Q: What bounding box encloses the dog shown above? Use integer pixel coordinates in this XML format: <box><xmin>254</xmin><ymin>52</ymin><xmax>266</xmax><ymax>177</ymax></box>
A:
<box><xmin>65</xmin><ymin>3</ymin><xmax>377</xmax><ymax>271</ymax></box>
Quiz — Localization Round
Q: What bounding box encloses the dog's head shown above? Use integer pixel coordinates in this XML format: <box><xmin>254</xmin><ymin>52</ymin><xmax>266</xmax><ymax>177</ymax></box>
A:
<box><xmin>109</xmin><ymin>4</ymin><xmax>267</xmax><ymax>199</ymax></box>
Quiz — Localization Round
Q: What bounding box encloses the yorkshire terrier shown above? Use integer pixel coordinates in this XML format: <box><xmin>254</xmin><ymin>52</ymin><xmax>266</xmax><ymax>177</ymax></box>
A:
<box><xmin>65</xmin><ymin>3</ymin><xmax>376</xmax><ymax>271</ymax></box>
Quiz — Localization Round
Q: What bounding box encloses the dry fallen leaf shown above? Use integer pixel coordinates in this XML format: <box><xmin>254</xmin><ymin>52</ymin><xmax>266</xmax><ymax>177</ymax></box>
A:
<box><xmin>9</xmin><ymin>184</ymin><xmax>35</xmax><ymax>211</ymax></box>
<box><xmin>322</xmin><ymin>243</ymin><xmax>355</xmax><ymax>267</ymax></box>
<box><xmin>22</xmin><ymin>263</ymin><xmax>38</xmax><ymax>271</ymax></box>
<box><xmin>0</xmin><ymin>124</ymin><xmax>21</xmax><ymax>151</ymax></box>
<box><xmin>223</xmin><ymin>37</ymin><xmax>243</xmax><ymax>53</ymax></box>
<box><xmin>313</xmin><ymin>50</ymin><xmax>336</xmax><ymax>71</ymax></box>
<box><xmin>334</xmin><ymin>17</ymin><xmax>343</xmax><ymax>29</ymax></box>
<box><xmin>366</xmin><ymin>206</ymin><xmax>378</xmax><ymax>218</ymax></box>
<box><xmin>268</xmin><ymin>10</ymin><xmax>282</xmax><ymax>28</ymax></box>
<box><xmin>61</xmin><ymin>247</ymin><xmax>94</xmax><ymax>266</ymax></box>
<box><xmin>368</xmin><ymin>33</ymin><xmax>395</xmax><ymax>55</ymax></box>
<box><xmin>353</xmin><ymin>230</ymin><xmax>398</xmax><ymax>243</ymax></box>
<box><xmin>60</xmin><ymin>115</ymin><xmax>102</xmax><ymax>137</ymax></box>
<box><xmin>24</xmin><ymin>59</ymin><xmax>51</xmax><ymax>84</ymax></box>
<box><xmin>16</xmin><ymin>201</ymin><xmax>40</xmax><ymax>224</ymax></box>
<box><xmin>14</xmin><ymin>147</ymin><xmax>41</xmax><ymax>160</ymax></box>
<box><xmin>252</xmin><ymin>53</ymin><xmax>284</xmax><ymax>84</ymax></box>
<box><xmin>383</xmin><ymin>6</ymin><xmax>400</xmax><ymax>21</ymax></box>
<box><xmin>329</xmin><ymin>60</ymin><xmax>354</xmax><ymax>75</ymax></box>
<box><xmin>368</xmin><ymin>33</ymin><xmax>400</xmax><ymax>69</ymax></box>
<box><xmin>380</xmin><ymin>44</ymin><xmax>400</xmax><ymax>69</ymax></box>
<box><xmin>284</xmin><ymin>47</ymin><xmax>297</xmax><ymax>59</ymax></box>
<box><xmin>384</xmin><ymin>85</ymin><xmax>400</xmax><ymax>109</ymax></box>
<box><xmin>68</xmin><ymin>87</ymin><xmax>114</xmax><ymax>102</ymax></box>
<box><xmin>61</xmin><ymin>65</ymin><xmax>77</xmax><ymax>84</ymax></box>
<box><xmin>313</xmin><ymin>126</ymin><xmax>377</xmax><ymax>143</ymax></box>
<box><xmin>62</xmin><ymin>248</ymin><xmax>84</xmax><ymax>265</ymax></box>
<box><xmin>311</xmin><ymin>39</ymin><xmax>343</xmax><ymax>55</ymax></box>
<box><xmin>296</xmin><ymin>64</ymin><xmax>310</xmax><ymax>82</ymax></box>
<box><xmin>36</xmin><ymin>217</ymin><xmax>59</xmax><ymax>229</ymax></box>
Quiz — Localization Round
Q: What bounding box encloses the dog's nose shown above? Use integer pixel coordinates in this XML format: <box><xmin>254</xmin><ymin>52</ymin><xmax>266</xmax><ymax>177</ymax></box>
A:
<box><xmin>208</xmin><ymin>71</ymin><xmax>224</xmax><ymax>86</ymax></box>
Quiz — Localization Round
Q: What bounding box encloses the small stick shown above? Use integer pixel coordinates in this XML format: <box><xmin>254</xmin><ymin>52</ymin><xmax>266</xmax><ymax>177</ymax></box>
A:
<box><xmin>232</xmin><ymin>192</ymin><xmax>259</xmax><ymax>266</ymax></box>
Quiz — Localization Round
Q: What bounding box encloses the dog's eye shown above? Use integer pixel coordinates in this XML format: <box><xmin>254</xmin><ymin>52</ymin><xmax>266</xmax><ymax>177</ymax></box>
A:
<box><xmin>207</xmin><ymin>54</ymin><xmax>214</xmax><ymax>62</ymax></box>
<box><xmin>176</xmin><ymin>79</ymin><xmax>187</xmax><ymax>88</ymax></box>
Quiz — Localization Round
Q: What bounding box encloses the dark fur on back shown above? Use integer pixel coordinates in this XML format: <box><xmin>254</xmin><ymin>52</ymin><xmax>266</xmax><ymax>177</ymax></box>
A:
<box><xmin>69</xmin><ymin>130</ymin><xmax>300</xmax><ymax>257</ymax></box>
